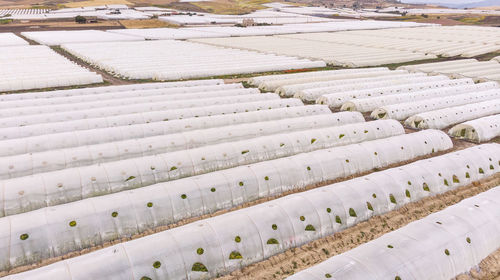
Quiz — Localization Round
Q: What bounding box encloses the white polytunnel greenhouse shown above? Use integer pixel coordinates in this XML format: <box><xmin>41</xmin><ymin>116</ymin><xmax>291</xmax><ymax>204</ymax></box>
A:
<box><xmin>340</xmin><ymin>82</ymin><xmax>499</xmax><ymax>113</ymax></box>
<box><xmin>315</xmin><ymin>77</ymin><xmax>473</xmax><ymax>107</ymax></box>
<box><xmin>0</xmin><ymin>119</ymin><xmax>402</xmax><ymax>180</ymax></box>
<box><xmin>20</xmin><ymin>30</ymin><xmax>144</xmax><ymax>46</ymax></box>
<box><xmin>405</xmin><ymin>99</ymin><xmax>500</xmax><ymax>129</ymax></box>
<box><xmin>397</xmin><ymin>58</ymin><xmax>500</xmax><ymax>83</ymax></box>
<box><xmin>190</xmin><ymin>36</ymin><xmax>436</xmax><ymax>68</ymax></box>
<box><xmin>0</xmin><ymin>87</ymin><xmax>261</xmax><ymax>118</ymax></box>
<box><xmin>0</xmin><ymin>93</ymin><xmax>282</xmax><ymax>128</ymax></box>
<box><xmin>274</xmin><ymin>71</ymin><xmax>426</xmax><ymax>97</ymax></box>
<box><xmin>298</xmin><ymin>75</ymin><xmax>458</xmax><ymax>103</ymax></box>
<box><xmin>3</xmin><ymin>141</ymin><xmax>495</xmax><ymax>279</ymax></box>
<box><xmin>0</xmin><ymin>106</ymin><xmax>344</xmax><ymax>153</ymax></box>
<box><xmin>0</xmin><ymin>45</ymin><xmax>103</xmax><ymax>92</ymax></box>
<box><xmin>247</xmin><ymin>67</ymin><xmax>389</xmax><ymax>88</ymax></box>
<box><xmin>60</xmin><ymin>40</ymin><xmax>326</xmax><ymax>80</ymax></box>
<box><xmin>0</xmin><ymin>121</ymin><xmax>421</xmax><ymax>217</ymax></box>
<box><xmin>372</xmin><ymin>89</ymin><xmax>500</xmax><ymax>121</ymax></box>
<box><xmin>0</xmin><ymin>33</ymin><xmax>28</xmax><ymax>47</ymax></box>
<box><xmin>288</xmin><ymin>184</ymin><xmax>500</xmax><ymax>280</ymax></box>
<box><xmin>257</xmin><ymin>68</ymin><xmax>406</xmax><ymax>92</ymax></box>
<box><xmin>448</xmin><ymin>114</ymin><xmax>500</xmax><ymax>143</ymax></box>
<box><xmin>0</xmin><ymin>112</ymin><xmax>364</xmax><ymax>176</ymax></box>
<box><xmin>0</xmin><ymin>83</ymin><xmax>243</xmax><ymax>110</ymax></box>
<box><xmin>0</xmin><ymin>99</ymin><xmax>305</xmax><ymax>139</ymax></box>
<box><xmin>0</xmin><ymin>130</ymin><xmax>462</xmax><ymax>271</ymax></box>
<box><xmin>0</xmin><ymin>79</ymin><xmax>224</xmax><ymax>102</ymax></box>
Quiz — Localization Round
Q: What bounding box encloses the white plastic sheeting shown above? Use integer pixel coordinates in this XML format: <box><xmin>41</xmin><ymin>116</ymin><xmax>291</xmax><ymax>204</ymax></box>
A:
<box><xmin>248</xmin><ymin>67</ymin><xmax>387</xmax><ymax>88</ymax></box>
<box><xmin>21</xmin><ymin>30</ymin><xmax>143</xmax><ymax>46</ymax></box>
<box><xmin>61</xmin><ymin>40</ymin><xmax>326</xmax><ymax>80</ymax></box>
<box><xmin>0</xmin><ymin>106</ymin><xmax>336</xmax><ymax>152</ymax></box>
<box><xmin>0</xmin><ymin>93</ymin><xmax>280</xmax><ymax>129</ymax></box>
<box><xmin>0</xmin><ymin>120</ymin><xmax>405</xmax><ymax>216</ymax></box>
<box><xmin>257</xmin><ymin>68</ymin><xmax>397</xmax><ymax>92</ymax></box>
<box><xmin>280</xmin><ymin>27</ymin><xmax>500</xmax><ymax>58</ymax></box>
<box><xmin>0</xmin><ymin>45</ymin><xmax>102</xmax><ymax>92</ymax></box>
<box><xmin>398</xmin><ymin>58</ymin><xmax>500</xmax><ymax>83</ymax></box>
<box><xmin>313</xmin><ymin>77</ymin><xmax>471</xmax><ymax>106</ymax></box>
<box><xmin>0</xmin><ymin>130</ymin><xmax>459</xmax><ymax>271</ymax></box>
<box><xmin>405</xmin><ymin>99</ymin><xmax>500</xmax><ymax>129</ymax></box>
<box><xmin>0</xmin><ymin>33</ymin><xmax>28</xmax><ymax>47</ymax></box>
<box><xmin>275</xmin><ymin>71</ymin><xmax>422</xmax><ymax>97</ymax></box>
<box><xmin>449</xmin><ymin>114</ymin><xmax>500</xmax><ymax>143</ymax></box>
<box><xmin>340</xmin><ymin>82</ymin><xmax>498</xmax><ymax>112</ymax></box>
<box><xmin>107</xmin><ymin>28</ymin><xmax>231</xmax><ymax>40</ymax></box>
<box><xmin>0</xmin><ymin>88</ymin><xmax>260</xmax><ymax>118</ymax></box>
<box><xmin>0</xmin><ymin>99</ymin><xmax>304</xmax><ymax>139</ymax></box>
<box><xmin>289</xmin><ymin>184</ymin><xmax>500</xmax><ymax>280</ymax></box>
<box><xmin>372</xmin><ymin>89</ymin><xmax>500</xmax><ymax>121</ymax></box>
<box><xmin>0</xmin><ymin>83</ymin><xmax>242</xmax><ymax>110</ymax></box>
<box><xmin>1</xmin><ymin>134</ymin><xmax>474</xmax><ymax>279</ymax></box>
<box><xmin>0</xmin><ymin>112</ymin><xmax>364</xmax><ymax>178</ymax></box>
<box><xmin>190</xmin><ymin>36</ymin><xmax>436</xmax><ymax>67</ymax></box>
<box><xmin>0</xmin><ymin>79</ymin><xmax>224</xmax><ymax>102</ymax></box>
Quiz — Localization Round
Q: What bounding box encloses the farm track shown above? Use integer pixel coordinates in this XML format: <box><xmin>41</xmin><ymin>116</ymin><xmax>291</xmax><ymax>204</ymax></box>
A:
<box><xmin>0</xmin><ymin>135</ymin><xmax>484</xmax><ymax>277</ymax></box>
<box><xmin>217</xmin><ymin>173</ymin><xmax>500</xmax><ymax>280</ymax></box>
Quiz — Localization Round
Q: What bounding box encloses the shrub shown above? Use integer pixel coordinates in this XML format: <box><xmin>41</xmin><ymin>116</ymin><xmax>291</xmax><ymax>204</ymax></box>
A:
<box><xmin>267</xmin><ymin>238</ymin><xmax>279</xmax><ymax>244</ymax></box>
<box><xmin>305</xmin><ymin>224</ymin><xmax>316</xmax><ymax>231</ymax></box>
<box><xmin>192</xmin><ymin>262</ymin><xmax>208</xmax><ymax>272</ymax></box>
<box><xmin>349</xmin><ymin>208</ymin><xmax>357</xmax><ymax>217</ymax></box>
<box><xmin>75</xmin><ymin>15</ymin><xmax>87</xmax><ymax>24</ymax></box>
<box><xmin>229</xmin><ymin>251</ymin><xmax>243</xmax><ymax>259</ymax></box>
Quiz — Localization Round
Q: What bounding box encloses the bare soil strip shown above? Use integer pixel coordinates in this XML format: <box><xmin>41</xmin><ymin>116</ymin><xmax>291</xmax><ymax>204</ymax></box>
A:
<box><xmin>217</xmin><ymin>173</ymin><xmax>500</xmax><ymax>280</ymax></box>
<box><xmin>455</xmin><ymin>248</ymin><xmax>500</xmax><ymax>280</ymax></box>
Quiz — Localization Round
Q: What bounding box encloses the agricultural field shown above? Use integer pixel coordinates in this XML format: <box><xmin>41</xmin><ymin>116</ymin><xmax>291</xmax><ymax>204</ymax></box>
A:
<box><xmin>0</xmin><ymin>2</ymin><xmax>499</xmax><ymax>280</ymax></box>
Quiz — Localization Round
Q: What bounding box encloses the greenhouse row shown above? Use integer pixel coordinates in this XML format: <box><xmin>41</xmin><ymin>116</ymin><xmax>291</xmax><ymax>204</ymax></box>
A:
<box><xmin>448</xmin><ymin>114</ymin><xmax>500</xmax><ymax>143</ymax></box>
<box><xmin>372</xmin><ymin>89</ymin><xmax>500</xmax><ymax>121</ymax></box>
<box><xmin>301</xmin><ymin>76</ymin><xmax>464</xmax><ymax>103</ymax></box>
<box><xmin>0</xmin><ymin>107</ymin><xmax>344</xmax><ymax>155</ymax></box>
<box><xmin>0</xmin><ymin>114</ymin><xmax>379</xmax><ymax>179</ymax></box>
<box><xmin>0</xmin><ymin>83</ymin><xmax>243</xmax><ymax>109</ymax></box>
<box><xmin>21</xmin><ymin>30</ymin><xmax>143</xmax><ymax>46</ymax></box>
<box><xmin>0</xmin><ymin>93</ymin><xmax>285</xmax><ymax>128</ymax></box>
<box><xmin>190</xmin><ymin>36</ymin><xmax>436</xmax><ymax>67</ymax></box>
<box><xmin>399</xmin><ymin>58</ymin><xmax>500</xmax><ymax>83</ymax></box>
<box><xmin>0</xmin><ymin>33</ymin><xmax>28</xmax><ymax>47</ymax></box>
<box><xmin>274</xmin><ymin>71</ymin><xmax>424</xmax><ymax>97</ymax></box>
<box><xmin>0</xmin><ymin>87</ymin><xmax>261</xmax><ymax>118</ymax></box>
<box><xmin>0</xmin><ymin>130</ymin><xmax>454</xmax><ymax>266</ymax></box>
<box><xmin>0</xmin><ymin>45</ymin><xmax>103</xmax><ymax>92</ymax></box>
<box><xmin>0</xmin><ymin>120</ymin><xmax>408</xmax><ymax>212</ymax></box>
<box><xmin>405</xmin><ymin>99</ymin><xmax>500</xmax><ymax>129</ymax></box>
<box><xmin>0</xmin><ymin>98</ymin><xmax>305</xmax><ymax>139</ymax></box>
<box><xmin>340</xmin><ymin>82</ymin><xmax>498</xmax><ymax>113</ymax></box>
<box><xmin>279</xmin><ymin>27</ymin><xmax>500</xmax><ymax>58</ymax></box>
<box><xmin>256</xmin><ymin>68</ymin><xmax>399</xmax><ymax>93</ymax></box>
<box><xmin>14</xmin><ymin>21</ymin><xmax>431</xmax><ymax>46</ymax></box>
<box><xmin>61</xmin><ymin>40</ymin><xmax>326</xmax><ymax>80</ymax></box>
<box><xmin>0</xmin><ymin>79</ymin><xmax>224</xmax><ymax>102</ymax></box>
<box><xmin>289</xmin><ymin>183</ymin><xmax>500</xmax><ymax>280</ymax></box>
<box><xmin>3</xmin><ymin>143</ymin><xmax>495</xmax><ymax>279</ymax></box>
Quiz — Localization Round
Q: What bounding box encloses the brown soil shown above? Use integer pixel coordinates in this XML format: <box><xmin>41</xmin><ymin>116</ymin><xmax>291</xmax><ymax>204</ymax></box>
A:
<box><xmin>455</xmin><ymin>248</ymin><xmax>500</xmax><ymax>280</ymax></box>
<box><xmin>217</xmin><ymin>173</ymin><xmax>500</xmax><ymax>280</ymax></box>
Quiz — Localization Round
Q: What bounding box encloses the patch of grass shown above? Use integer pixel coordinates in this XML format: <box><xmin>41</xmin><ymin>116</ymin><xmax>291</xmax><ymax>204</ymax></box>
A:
<box><xmin>119</xmin><ymin>19</ymin><xmax>179</xmax><ymax>29</ymax></box>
